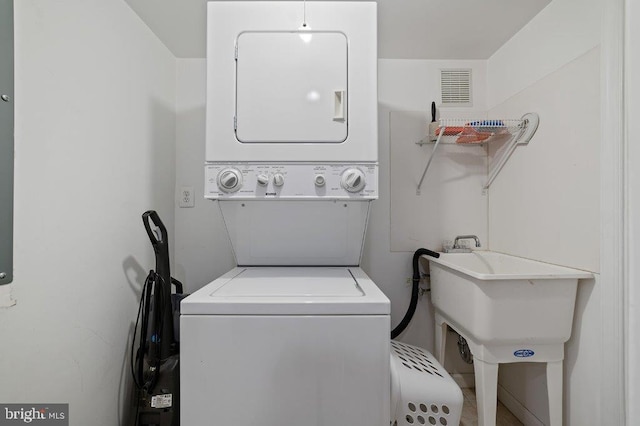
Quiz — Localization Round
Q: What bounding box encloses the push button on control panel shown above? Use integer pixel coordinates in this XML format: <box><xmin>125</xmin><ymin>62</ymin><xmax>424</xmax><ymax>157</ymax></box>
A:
<box><xmin>314</xmin><ymin>175</ymin><xmax>326</xmax><ymax>187</ymax></box>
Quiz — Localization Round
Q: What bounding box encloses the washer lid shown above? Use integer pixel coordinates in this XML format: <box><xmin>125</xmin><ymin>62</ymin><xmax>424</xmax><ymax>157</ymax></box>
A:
<box><xmin>212</xmin><ymin>267</ymin><xmax>363</xmax><ymax>297</ymax></box>
<box><xmin>181</xmin><ymin>267</ymin><xmax>390</xmax><ymax>315</ymax></box>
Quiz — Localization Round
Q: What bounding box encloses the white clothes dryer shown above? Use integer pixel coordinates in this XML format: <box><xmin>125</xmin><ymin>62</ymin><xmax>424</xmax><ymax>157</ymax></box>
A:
<box><xmin>181</xmin><ymin>266</ymin><xmax>390</xmax><ymax>425</ymax></box>
<box><xmin>205</xmin><ymin>1</ymin><xmax>377</xmax><ymax>163</ymax></box>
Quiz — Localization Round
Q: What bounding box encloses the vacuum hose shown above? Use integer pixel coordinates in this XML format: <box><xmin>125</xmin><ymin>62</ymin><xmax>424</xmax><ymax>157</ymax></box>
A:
<box><xmin>391</xmin><ymin>248</ymin><xmax>440</xmax><ymax>339</ymax></box>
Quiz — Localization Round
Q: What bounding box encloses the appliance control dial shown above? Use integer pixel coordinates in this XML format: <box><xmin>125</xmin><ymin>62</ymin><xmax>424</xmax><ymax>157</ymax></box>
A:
<box><xmin>257</xmin><ymin>174</ymin><xmax>269</xmax><ymax>186</ymax></box>
<box><xmin>217</xmin><ymin>168</ymin><xmax>243</xmax><ymax>193</ymax></box>
<box><xmin>273</xmin><ymin>173</ymin><xmax>285</xmax><ymax>187</ymax></box>
<box><xmin>341</xmin><ymin>168</ymin><xmax>366</xmax><ymax>193</ymax></box>
<box><xmin>314</xmin><ymin>175</ymin><xmax>326</xmax><ymax>187</ymax></box>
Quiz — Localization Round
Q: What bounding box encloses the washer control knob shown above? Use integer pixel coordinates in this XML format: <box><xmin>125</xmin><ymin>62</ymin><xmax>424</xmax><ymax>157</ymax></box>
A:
<box><xmin>257</xmin><ymin>174</ymin><xmax>269</xmax><ymax>186</ymax></box>
<box><xmin>273</xmin><ymin>173</ymin><xmax>285</xmax><ymax>187</ymax></box>
<box><xmin>314</xmin><ymin>175</ymin><xmax>326</xmax><ymax>187</ymax></box>
<box><xmin>217</xmin><ymin>168</ymin><xmax>242</xmax><ymax>193</ymax></box>
<box><xmin>341</xmin><ymin>168</ymin><xmax>366</xmax><ymax>193</ymax></box>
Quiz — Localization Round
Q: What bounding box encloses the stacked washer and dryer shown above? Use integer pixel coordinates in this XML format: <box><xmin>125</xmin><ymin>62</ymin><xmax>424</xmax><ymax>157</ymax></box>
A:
<box><xmin>180</xmin><ymin>2</ymin><xmax>462</xmax><ymax>425</ymax></box>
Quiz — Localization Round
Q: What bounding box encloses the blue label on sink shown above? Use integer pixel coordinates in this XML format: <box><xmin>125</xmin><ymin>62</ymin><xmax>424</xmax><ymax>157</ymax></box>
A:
<box><xmin>514</xmin><ymin>349</ymin><xmax>535</xmax><ymax>358</ymax></box>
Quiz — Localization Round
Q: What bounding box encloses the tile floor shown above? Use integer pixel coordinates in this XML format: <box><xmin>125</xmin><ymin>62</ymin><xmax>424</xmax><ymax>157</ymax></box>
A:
<box><xmin>460</xmin><ymin>388</ymin><xmax>523</xmax><ymax>426</ymax></box>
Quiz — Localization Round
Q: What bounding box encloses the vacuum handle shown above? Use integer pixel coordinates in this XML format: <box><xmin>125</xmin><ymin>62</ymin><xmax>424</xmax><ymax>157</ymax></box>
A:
<box><xmin>142</xmin><ymin>210</ymin><xmax>168</xmax><ymax>252</ymax></box>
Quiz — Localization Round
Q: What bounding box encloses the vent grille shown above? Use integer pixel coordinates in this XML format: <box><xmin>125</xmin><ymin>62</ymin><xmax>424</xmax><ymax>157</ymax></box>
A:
<box><xmin>440</xmin><ymin>69</ymin><xmax>472</xmax><ymax>106</ymax></box>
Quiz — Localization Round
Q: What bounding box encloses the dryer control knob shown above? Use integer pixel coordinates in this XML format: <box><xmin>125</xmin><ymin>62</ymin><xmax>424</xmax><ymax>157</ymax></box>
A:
<box><xmin>273</xmin><ymin>173</ymin><xmax>285</xmax><ymax>187</ymax></box>
<box><xmin>257</xmin><ymin>174</ymin><xmax>269</xmax><ymax>186</ymax></box>
<box><xmin>314</xmin><ymin>175</ymin><xmax>326</xmax><ymax>187</ymax></box>
<box><xmin>217</xmin><ymin>168</ymin><xmax>242</xmax><ymax>193</ymax></box>
<box><xmin>341</xmin><ymin>168</ymin><xmax>366</xmax><ymax>193</ymax></box>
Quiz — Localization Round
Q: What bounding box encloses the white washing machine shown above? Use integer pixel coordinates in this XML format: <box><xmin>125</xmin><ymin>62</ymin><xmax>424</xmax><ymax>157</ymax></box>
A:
<box><xmin>181</xmin><ymin>2</ymin><xmax>389</xmax><ymax>425</ymax></box>
<box><xmin>181</xmin><ymin>267</ymin><xmax>390</xmax><ymax>425</ymax></box>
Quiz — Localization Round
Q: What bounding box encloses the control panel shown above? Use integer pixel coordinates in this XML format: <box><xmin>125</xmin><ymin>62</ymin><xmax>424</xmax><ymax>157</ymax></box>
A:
<box><xmin>205</xmin><ymin>163</ymin><xmax>378</xmax><ymax>199</ymax></box>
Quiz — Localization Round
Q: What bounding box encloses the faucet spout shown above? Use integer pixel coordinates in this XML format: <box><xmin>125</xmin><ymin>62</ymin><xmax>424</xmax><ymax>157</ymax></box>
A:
<box><xmin>454</xmin><ymin>235</ymin><xmax>481</xmax><ymax>248</ymax></box>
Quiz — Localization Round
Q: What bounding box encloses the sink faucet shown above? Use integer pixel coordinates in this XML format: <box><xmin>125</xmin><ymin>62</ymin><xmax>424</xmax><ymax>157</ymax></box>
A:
<box><xmin>453</xmin><ymin>235</ymin><xmax>481</xmax><ymax>249</ymax></box>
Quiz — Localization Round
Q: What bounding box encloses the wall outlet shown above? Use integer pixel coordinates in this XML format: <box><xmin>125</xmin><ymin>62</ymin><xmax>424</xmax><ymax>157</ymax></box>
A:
<box><xmin>179</xmin><ymin>186</ymin><xmax>195</xmax><ymax>208</ymax></box>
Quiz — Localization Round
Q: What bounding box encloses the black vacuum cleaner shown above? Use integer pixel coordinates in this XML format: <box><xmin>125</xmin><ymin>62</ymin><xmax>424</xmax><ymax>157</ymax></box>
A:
<box><xmin>131</xmin><ymin>211</ymin><xmax>184</xmax><ymax>426</ymax></box>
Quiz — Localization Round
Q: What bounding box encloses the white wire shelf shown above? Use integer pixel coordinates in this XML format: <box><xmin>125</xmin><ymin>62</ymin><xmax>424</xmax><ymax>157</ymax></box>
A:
<box><xmin>416</xmin><ymin>118</ymin><xmax>524</xmax><ymax>146</ymax></box>
<box><xmin>416</xmin><ymin>113</ymin><xmax>539</xmax><ymax>194</ymax></box>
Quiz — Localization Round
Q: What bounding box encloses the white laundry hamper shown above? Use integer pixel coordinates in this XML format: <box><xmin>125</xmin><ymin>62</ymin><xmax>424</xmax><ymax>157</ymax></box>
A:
<box><xmin>390</xmin><ymin>340</ymin><xmax>463</xmax><ymax>426</ymax></box>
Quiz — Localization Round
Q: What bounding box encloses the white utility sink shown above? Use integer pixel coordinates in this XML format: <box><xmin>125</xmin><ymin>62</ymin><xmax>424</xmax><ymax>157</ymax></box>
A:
<box><xmin>428</xmin><ymin>251</ymin><xmax>591</xmax><ymax>345</ymax></box>
<box><xmin>425</xmin><ymin>251</ymin><xmax>593</xmax><ymax>426</ymax></box>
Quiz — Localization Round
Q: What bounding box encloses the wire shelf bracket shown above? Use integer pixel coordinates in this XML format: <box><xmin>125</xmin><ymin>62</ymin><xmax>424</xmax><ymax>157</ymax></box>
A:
<box><xmin>415</xmin><ymin>112</ymin><xmax>539</xmax><ymax>195</ymax></box>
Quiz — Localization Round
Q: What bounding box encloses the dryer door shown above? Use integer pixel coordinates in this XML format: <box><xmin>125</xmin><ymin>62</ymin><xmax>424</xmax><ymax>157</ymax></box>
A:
<box><xmin>235</xmin><ymin>31</ymin><xmax>348</xmax><ymax>143</ymax></box>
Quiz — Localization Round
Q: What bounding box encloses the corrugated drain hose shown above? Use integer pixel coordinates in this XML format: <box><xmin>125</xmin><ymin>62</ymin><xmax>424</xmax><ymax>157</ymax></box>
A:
<box><xmin>391</xmin><ymin>248</ymin><xmax>440</xmax><ymax>339</ymax></box>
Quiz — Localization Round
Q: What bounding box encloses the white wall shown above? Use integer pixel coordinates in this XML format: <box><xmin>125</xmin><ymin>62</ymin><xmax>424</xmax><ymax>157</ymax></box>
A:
<box><xmin>173</xmin><ymin>59</ymin><xmax>234</xmax><ymax>293</ymax></box>
<box><xmin>486</xmin><ymin>0</ymin><xmax>602</xmax><ymax>424</ymax></box>
<box><xmin>373</xmin><ymin>59</ymin><xmax>487</xmax><ymax>360</ymax></box>
<box><xmin>385</xmin><ymin>59</ymin><xmax>489</xmax><ymax>253</ymax></box>
<box><xmin>0</xmin><ymin>1</ymin><xmax>176</xmax><ymax>425</ymax></box>
<box><xmin>626</xmin><ymin>0</ymin><xmax>640</xmax><ymax>421</ymax></box>
<box><xmin>488</xmin><ymin>48</ymin><xmax>600</xmax><ymax>272</ymax></box>
<box><xmin>487</xmin><ymin>0</ymin><xmax>602</xmax><ymax>109</ymax></box>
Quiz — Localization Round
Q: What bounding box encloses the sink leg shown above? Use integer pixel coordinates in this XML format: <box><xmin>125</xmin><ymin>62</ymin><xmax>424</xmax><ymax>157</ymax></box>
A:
<box><xmin>434</xmin><ymin>313</ymin><xmax>447</xmax><ymax>365</ymax></box>
<box><xmin>474</xmin><ymin>358</ymin><xmax>499</xmax><ymax>426</ymax></box>
<box><xmin>547</xmin><ymin>360</ymin><xmax>563</xmax><ymax>426</ymax></box>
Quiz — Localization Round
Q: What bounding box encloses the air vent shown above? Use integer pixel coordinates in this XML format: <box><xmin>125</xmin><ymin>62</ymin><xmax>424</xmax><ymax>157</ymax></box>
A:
<box><xmin>440</xmin><ymin>69</ymin><xmax>472</xmax><ymax>106</ymax></box>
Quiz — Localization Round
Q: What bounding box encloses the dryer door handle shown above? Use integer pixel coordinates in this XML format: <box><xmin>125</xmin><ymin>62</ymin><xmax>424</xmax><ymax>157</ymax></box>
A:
<box><xmin>333</xmin><ymin>90</ymin><xmax>346</xmax><ymax>122</ymax></box>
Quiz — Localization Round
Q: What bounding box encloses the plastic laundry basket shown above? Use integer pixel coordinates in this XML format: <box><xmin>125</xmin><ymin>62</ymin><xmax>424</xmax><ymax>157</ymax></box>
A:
<box><xmin>390</xmin><ymin>340</ymin><xmax>463</xmax><ymax>426</ymax></box>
